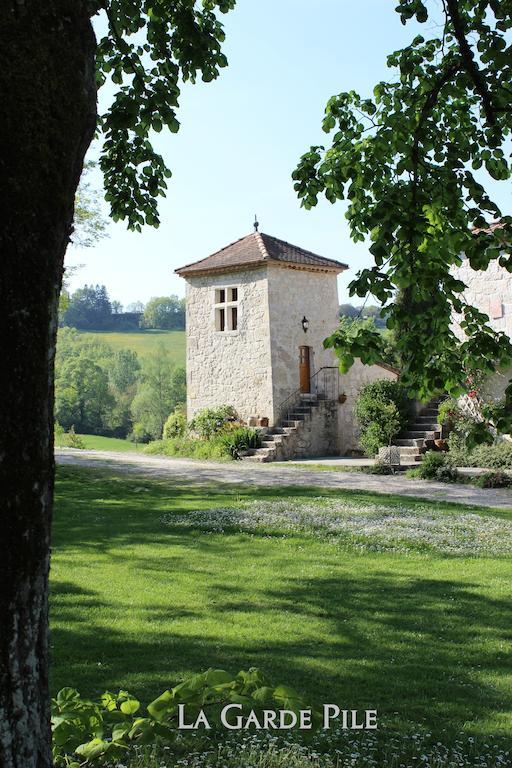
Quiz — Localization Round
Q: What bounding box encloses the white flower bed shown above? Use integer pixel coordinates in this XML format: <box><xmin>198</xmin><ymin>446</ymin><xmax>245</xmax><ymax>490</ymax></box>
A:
<box><xmin>160</xmin><ymin>498</ymin><xmax>512</xmax><ymax>557</ymax></box>
<box><xmin>126</xmin><ymin>728</ymin><xmax>511</xmax><ymax>768</ymax></box>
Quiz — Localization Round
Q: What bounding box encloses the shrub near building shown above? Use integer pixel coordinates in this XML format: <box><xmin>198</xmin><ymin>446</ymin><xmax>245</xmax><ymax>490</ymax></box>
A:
<box><xmin>439</xmin><ymin>395</ymin><xmax>512</xmax><ymax>470</ymax></box>
<box><xmin>147</xmin><ymin>405</ymin><xmax>261</xmax><ymax>460</ymax></box>
<box><xmin>354</xmin><ymin>380</ymin><xmax>410</xmax><ymax>457</ymax></box>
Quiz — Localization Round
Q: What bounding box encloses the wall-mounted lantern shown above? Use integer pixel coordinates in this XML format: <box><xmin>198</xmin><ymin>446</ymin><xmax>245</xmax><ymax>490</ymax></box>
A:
<box><xmin>301</xmin><ymin>316</ymin><xmax>309</xmax><ymax>333</ymax></box>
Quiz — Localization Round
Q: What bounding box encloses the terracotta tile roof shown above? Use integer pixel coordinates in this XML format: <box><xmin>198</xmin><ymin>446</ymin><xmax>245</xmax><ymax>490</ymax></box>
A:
<box><xmin>175</xmin><ymin>232</ymin><xmax>348</xmax><ymax>276</ymax></box>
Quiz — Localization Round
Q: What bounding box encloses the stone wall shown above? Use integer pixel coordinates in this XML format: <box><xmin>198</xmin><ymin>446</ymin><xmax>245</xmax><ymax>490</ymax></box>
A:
<box><xmin>451</xmin><ymin>258</ymin><xmax>512</xmax><ymax>412</ymax></box>
<box><xmin>184</xmin><ymin>267</ymin><xmax>273</xmax><ymax>422</ymax></box>
<box><xmin>271</xmin><ymin>399</ymin><xmax>340</xmax><ymax>460</ymax></box>
<box><xmin>452</xmin><ymin>257</ymin><xmax>512</xmax><ymax>339</ymax></box>
<box><xmin>267</xmin><ymin>264</ymin><xmax>340</xmax><ymax>421</ymax></box>
<box><xmin>480</xmin><ymin>366</ymin><xmax>512</xmax><ymax>402</ymax></box>
<box><xmin>337</xmin><ymin>361</ymin><xmax>399</xmax><ymax>455</ymax></box>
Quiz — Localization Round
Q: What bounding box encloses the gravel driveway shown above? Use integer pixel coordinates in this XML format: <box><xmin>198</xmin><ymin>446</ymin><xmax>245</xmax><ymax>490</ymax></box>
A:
<box><xmin>55</xmin><ymin>448</ymin><xmax>512</xmax><ymax>510</ymax></box>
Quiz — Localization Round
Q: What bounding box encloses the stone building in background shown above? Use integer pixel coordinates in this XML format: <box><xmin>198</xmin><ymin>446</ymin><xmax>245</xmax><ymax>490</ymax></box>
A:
<box><xmin>176</xmin><ymin>229</ymin><xmax>397</xmax><ymax>459</ymax></box>
<box><xmin>452</xmin><ymin>225</ymin><xmax>512</xmax><ymax>402</ymax></box>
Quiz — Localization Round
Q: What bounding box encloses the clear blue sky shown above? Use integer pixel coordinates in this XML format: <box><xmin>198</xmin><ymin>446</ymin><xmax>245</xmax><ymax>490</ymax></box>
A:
<box><xmin>66</xmin><ymin>0</ymin><xmax>510</xmax><ymax>307</ymax></box>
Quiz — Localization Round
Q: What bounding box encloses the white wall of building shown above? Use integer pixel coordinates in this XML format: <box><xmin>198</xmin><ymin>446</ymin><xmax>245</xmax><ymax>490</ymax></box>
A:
<box><xmin>452</xmin><ymin>257</ymin><xmax>512</xmax><ymax>340</ymax></box>
<box><xmin>452</xmin><ymin>258</ymin><xmax>512</xmax><ymax>406</ymax></box>
<box><xmin>185</xmin><ymin>266</ymin><xmax>273</xmax><ymax>422</ymax></box>
<box><xmin>266</xmin><ymin>263</ymin><xmax>340</xmax><ymax>421</ymax></box>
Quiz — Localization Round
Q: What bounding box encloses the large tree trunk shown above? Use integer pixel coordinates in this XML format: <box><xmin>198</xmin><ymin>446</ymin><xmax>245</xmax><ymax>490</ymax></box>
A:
<box><xmin>0</xmin><ymin>3</ymin><xmax>96</xmax><ymax>766</ymax></box>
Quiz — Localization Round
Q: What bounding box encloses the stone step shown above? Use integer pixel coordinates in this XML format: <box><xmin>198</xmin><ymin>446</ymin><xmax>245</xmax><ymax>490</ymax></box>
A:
<box><xmin>400</xmin><ymin>430</ymin><xmax>439</xmax><ymax>440</ymax></box>
<box><xmin>388</xmin><ymin>396</ymin><xmax>444</xmax><ymax>464</ymax></box>
<box><xmin>243</xmin><ymin>453</ymin><xmax>270</xmax><ymax>463</ymax></box>
<box><xmin>263</xmin><ymin>432</ymin><xmax>284</xmax><ymax>442</ymax></box>
<box><xmin>248</xmin><ymin>447</ymin><xmax>277</xmax><ymax>461</ymax></box>
<box><xmin>282</xmin><ymin>419</ymin><xmax>303</xmax><ymax>428</ymax></box>
<box><xmin>398</xmin><ymin>445</ymin><xmax>424</xmax><ymax>455</ymax></box>
<box><xmin>261</xmin><ymin>438</ymin><xmax>283</xmax><ymax>448</ymax></box>
<box><xmin>394</xmin><ymin>438</ymin><xmax>425</xmax><ymax>447</ymax></box>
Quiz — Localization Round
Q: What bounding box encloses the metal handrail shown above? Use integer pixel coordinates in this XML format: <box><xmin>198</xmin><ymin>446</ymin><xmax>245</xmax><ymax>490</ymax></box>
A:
<box><xmin>275</xmin><ymin>366</ymin><xmax>340</xmax><ymax>426</ymax></box>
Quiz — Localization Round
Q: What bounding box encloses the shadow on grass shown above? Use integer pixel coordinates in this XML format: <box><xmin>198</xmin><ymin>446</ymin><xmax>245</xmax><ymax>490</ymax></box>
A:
<box><xmin>50</xmin><ymin>465</ymin><xmax>512</xmax><ymax>735</ymax></box>
<box><xmin>50</xmin><ymin>569</ymin><xmax>512</xmax><ymax>735</ymax></box>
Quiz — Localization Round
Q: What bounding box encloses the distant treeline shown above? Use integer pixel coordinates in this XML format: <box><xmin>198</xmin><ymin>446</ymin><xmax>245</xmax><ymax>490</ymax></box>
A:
<box><xmin>339</xmin><ymin>303</ymin><xmax>387</xmax><ymax>329</ymax></box>
<box><xmin>60</xmin><ymin>288</ymin><xmax>384</xmax><ymax>333</ymax></box>
<box><xmin>56</xmin><ymin>328</ymin><xmax>185</xmax><ymax>440</ymax></box>
<box><xmin>60</xmin><ymin>284</ymin><xmax>185</xmax><ymax>331</ymax></box>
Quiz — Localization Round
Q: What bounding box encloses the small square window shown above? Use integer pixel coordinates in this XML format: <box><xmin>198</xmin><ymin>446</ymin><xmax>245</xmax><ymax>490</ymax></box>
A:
<box><xmin>214</xmin><ymin>285</ymin><xmax>239</xmax><ymax>332</ymax></box>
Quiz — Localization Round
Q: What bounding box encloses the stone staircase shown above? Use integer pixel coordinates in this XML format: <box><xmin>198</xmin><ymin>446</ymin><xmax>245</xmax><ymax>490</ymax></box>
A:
<box><xmin>243</xmin><ymin>394</ymin><xmax>324</xmax><ymax>463</ymax></box>
<box><xmin>243</xmin><ymin>393</ymin><xmax>446</xmax><ymax>465</ymax></box>
<box><xmin>391</xmin><ymin>396</ymin><xmax>445</xmax><ymax>464</ymax></box>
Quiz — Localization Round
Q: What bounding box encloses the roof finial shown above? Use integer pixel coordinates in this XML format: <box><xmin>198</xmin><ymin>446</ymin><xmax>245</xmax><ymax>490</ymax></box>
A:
<box><xmin>253</xmin><ymin>214</ymin><xmax>259</xmax><ymax>232</ymax></box>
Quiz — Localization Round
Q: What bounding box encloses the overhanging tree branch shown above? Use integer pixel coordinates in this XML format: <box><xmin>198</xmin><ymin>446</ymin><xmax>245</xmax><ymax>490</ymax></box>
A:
<box><xmin>445</xmin><ymin>0</ymin><xmax>496</xmax><ymax>125</ymax></box>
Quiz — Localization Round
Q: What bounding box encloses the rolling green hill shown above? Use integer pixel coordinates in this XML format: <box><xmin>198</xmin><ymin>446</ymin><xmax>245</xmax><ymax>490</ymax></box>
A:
<box><xmin>77</xmin><ymin>329</ymin><xmax>186</xmax><ymax>365</ymax></box>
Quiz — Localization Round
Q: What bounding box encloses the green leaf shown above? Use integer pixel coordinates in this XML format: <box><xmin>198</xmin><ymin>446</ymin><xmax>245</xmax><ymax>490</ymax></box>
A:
<box><xmin>75</xmin><ymin>738</ymin><xmax>110</xmax><ymax>760</ymax></box>
<box><xmin>120</xmin><ymin>698</ymin><xmax>140</xmax><ymax>715</ymax></box>
<box><xmin>147</xmin><ymin>690</ymin><xmax>174</xmax><ymax>722</ymax></box>
<box><xmin>204</xmin><ymin>669</ymin><xmax>235</xmax><ymax>688</ymax></box>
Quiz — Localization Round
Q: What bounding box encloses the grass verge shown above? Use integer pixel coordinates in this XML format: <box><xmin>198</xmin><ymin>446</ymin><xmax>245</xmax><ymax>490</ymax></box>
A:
<box><xmin>55</xmin><ymin>434</ymin><xmax>137</xmax><ymax>452</ymax></box>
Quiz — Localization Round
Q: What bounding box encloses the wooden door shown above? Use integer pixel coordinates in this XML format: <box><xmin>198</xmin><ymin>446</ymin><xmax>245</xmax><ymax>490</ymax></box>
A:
<box><xmin>299</xmin><ymin>346</ymin><xmax>311</xmax><ymax>393</ymax></box>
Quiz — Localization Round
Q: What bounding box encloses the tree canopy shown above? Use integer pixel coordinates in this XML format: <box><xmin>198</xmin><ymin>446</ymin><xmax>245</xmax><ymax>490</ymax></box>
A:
<box><xmin>131</xmin><ymin>346</ymin><xmax>186</xmax><ymax>438</ymax></box>
<box><xmin>93</xmin><ymin>0</ymin><xmax>235</xmax><ymax>231</ymax></box>
<box><xmin>61</xmin><ymin>284</ymin><xmax>113</xmax><ymax>329</ymax></box>
<box><xmin>140</xmin><ymin>295</ymin><xmax>185</xmax><ymax>329</ymax></box>
<box><xmin>293</xmin><ymin>0</ymin><xmax>512</xmax><ymax>432</ymax></box>
<box><xmin>73</xmin><ymin>160</ymin><xmax>109</xmax><ymax>247</ymax></box>
<box><xmin>61</xmin><ymin>284</ymin><xmax>148</xmax><ymax>330</ymax></box>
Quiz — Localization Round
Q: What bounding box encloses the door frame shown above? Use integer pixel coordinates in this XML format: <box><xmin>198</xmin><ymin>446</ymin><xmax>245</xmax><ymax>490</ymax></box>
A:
<box><xmin>299</xmin><ymin>345</ymin><xmax>311</xmax><ymax>393</ymax></box>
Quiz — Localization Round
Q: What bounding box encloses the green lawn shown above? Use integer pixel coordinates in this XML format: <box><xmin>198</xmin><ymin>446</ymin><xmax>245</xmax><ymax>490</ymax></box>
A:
<box><xmin>58</xmin><ymin>434</ymin><xmax>138</xmax><ymax>452</ymax></box>
<box><xmin>78</xmin><ymin>329</ymin><xmax>186</xmax><ymax>365</ymax></box>
<box><xmin>51</xmin><ymin>466</ymin><xmax>512</xmax><ymax>739</ymax></box>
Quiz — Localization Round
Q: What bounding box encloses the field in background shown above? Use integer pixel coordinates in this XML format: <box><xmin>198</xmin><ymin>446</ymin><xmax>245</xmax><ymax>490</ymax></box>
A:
<box><xmin>78</xmin><ymin>329</ymin><xmax>186</xmax><ymax>365</ymax></box>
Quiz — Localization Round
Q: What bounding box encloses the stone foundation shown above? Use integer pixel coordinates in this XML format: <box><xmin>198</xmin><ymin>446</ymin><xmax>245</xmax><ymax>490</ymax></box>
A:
<box><xmin>281</xmin><ymin>400</ymin><xmax>340</xmax><ymax>459</ymax></box>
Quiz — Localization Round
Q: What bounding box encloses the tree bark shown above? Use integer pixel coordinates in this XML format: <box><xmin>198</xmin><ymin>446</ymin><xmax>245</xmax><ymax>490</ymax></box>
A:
<box><xmin>0</xmin><ymin>3</ymin><xmax>97</xmax><ymax>766</ymax></box>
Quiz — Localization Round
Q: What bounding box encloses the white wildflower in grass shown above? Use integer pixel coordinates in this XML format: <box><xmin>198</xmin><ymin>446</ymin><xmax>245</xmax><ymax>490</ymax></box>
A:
<box><xmin>121</xmin><ymin>727</ymin><xmax>511</xmax><ymax>767</ymax></box>
<box><xmin>160</xmin><ymin>498</ymin><xmax>512</xmax><ymax>557</ymax></box>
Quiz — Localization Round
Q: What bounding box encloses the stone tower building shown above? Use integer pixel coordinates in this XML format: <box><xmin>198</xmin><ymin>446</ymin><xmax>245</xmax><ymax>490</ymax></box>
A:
<box><xmin>176</xmin><ymin>230</ymin><xmax>346</xmax><ymax>424</ymax></box>
<box><xmin>176</xmin><ymin>230</ymin><xmax>397</xmax><ymax>457</ymax></box>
